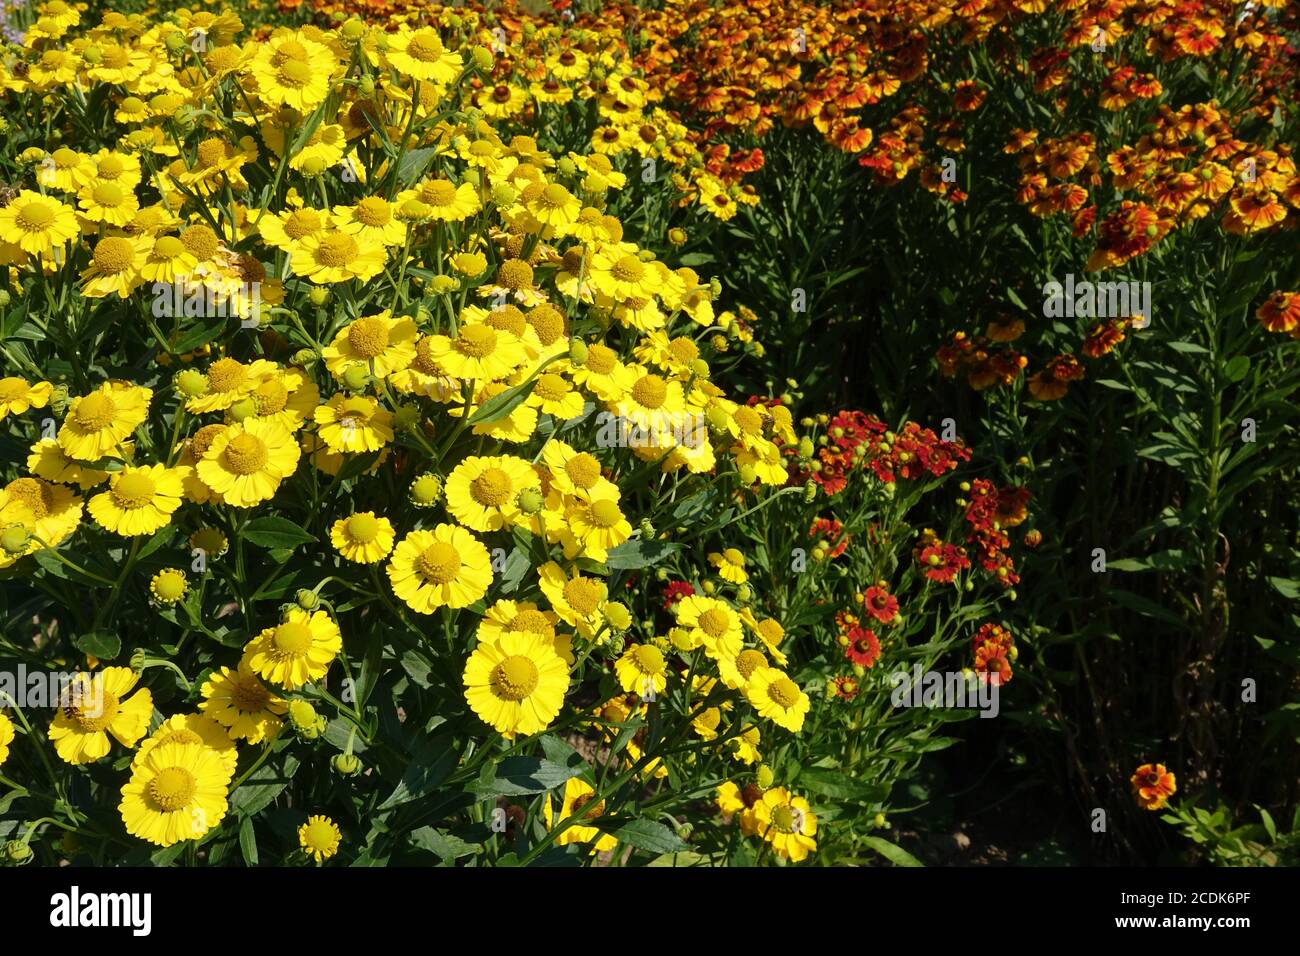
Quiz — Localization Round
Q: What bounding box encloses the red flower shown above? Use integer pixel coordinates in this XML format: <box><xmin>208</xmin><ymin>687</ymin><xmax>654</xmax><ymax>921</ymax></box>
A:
<box><xmin>809</xmin><ymin>517</ymin><xmax>849</xmax><ymax>558</ymax></box>
<box><xmin>661</xmin><ymin>581</ymin><xmax>695</xmax><ymax>609</ymax></box>
<box><xmin>844</xmin><ymin>627</ymin><xmax>881</xmax><ymax>668</ymax></box>
<box><xmin>918</xmin><ymin>542</ymin><xmax>970</xmax><ymax>583</ymax></box>
<box><xmin>831</xmin><ymin>676</ymin><xmax>860</xmax><ymax>701</ymax></box>
<box><xmin>1131</xmin><ymin>763</ymin><xmax>1177</xmax><ymax>810</ymax></box>
<box><xmin>861</xmin><ymin>584</ymin><xmax>899</xmax><ymax>624</ymax></box>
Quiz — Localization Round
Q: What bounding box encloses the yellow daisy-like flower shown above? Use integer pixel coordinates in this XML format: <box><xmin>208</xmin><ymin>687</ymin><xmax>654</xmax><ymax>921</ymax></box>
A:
<box><xmin>299</xmin><ymin>814</ymin><xmax>342</xmax><ymax>863</ymax></box>
<box><xmin>119</xmin><ymin>741</ymin><xmax>233</xmax><ymax>847</ymax></box>
<box><xmin>0</xmin><ymin>477</ymin><xmax>83</xmax><ymax>564</ymax></box>
<box><xmin>409</xmin><ymin>178</ymin><xmax>480</xmax><ymax>222</ymax></box>
<box><xmin>614</xmin><ymin>643</ymin><xmax>669</xmax><ymax>698</ymax></box>
<box><xmin>540</xmin><ymin>440</ymin><xmax>616</xmax><ymax>499</ymax></box>
<box><xmin>476</xmin><ymin>599</ymin><xmax>572</xmax><ymax>663</ymax></box>
<box><xmin>588</xmin><ymin>245</ymin><xmax>664</xmax><ymax>302</ymax></box>
<box><xmin>0</xmin><ymin>377</ymin><xmax>53</xmax><ymax>421</ymax></box>
<box><xmin>76</xmin><ymin>180</ymin><xmax>139</xmax><ymax>227</ymax></box>
<box><xmin>537</xmin><ymin>561</ymin><xmax>607</xmax><ymax>640</ymax></box>
<box><xmin>242</xmin><ymin>608</ymin><xmax>342</xmax><ymax>690</ymax></box>
<box><xmin>717</xmin><ymin>647</ymin><xmax>769</xmax><ymax>691</ymax></box>
<box><xmin>248</xmin><ymin>32</ymin><xmax>337</xmax><ymax>112</ymax></box>
<box><xmin>58</xmin><ymin>382</ymin><xmax>152</xmax><ymax>462</ymax></box>
<box><xmin>48</xmin><ymin>667</ymin><xmax>153</xmax><ymax>765</ymax></box>
<box><xmin>132</xmin><ymin>714</ymin><xmax>238</xmax><ymax>776</ymax></box>
<box><xmin>87</xmin><ymin>463</ymin><xmax>189</xmax><ymax>536</ymax></box>
<box><xmin>199</xmin><ymin>660</ymin><xmax>288</xmax><ymax>743</ymax></box>
<box><xmin>0</xmin><ymin>190</ymin><xmax>78</xmax><ymax>256</ymax></box>
<box><xmin>255</xmin><ymin>206</ymin><xmax>329</xmax><ymax>254</ymax></box>
<box><xmin>740</xmin><ymin>609</ymin><xmax>788</xmax><ymax>666</ymax></box>
<box><xmin>709</xmin><ymin>548</ymin><xmax>749</xmax><ymax>584</ymax></box>
<box><xmin>196</xmin><ymin>418</ymin><xmax>300</xmax><ymax>508</ymax></box>
<box><xmin>387</xmin><ymin>523</ymin><xmax>492</xmax><ymax>614</ymax></box>
<box><xmin>0</xmin><ymin>713</ymin><xmax>13</xmax><ymax>767</ymax></box>
<box><xmin>523</xmin><ymin>181</ymin><xmax>582</xmax><ymax>231</ymax></box>
<box><xmin>463</xmin><ymin>629</ymin><xmax>569</xmax><ymax>738</ymax></box>
<box><xmin>673</xmin><ymin>595</ymin><xmax>743</xmax><ymax>660</ymax></box>
<box><xmin>185</xmin><ymin>357</ymin><xmax>270</xmax><ymax>414</ymax></box>
<box><xmin>322</xmin><ymin>311</ymin><xmax>418</xmax><ymax>380</ymax></box>
<box><xmin>752</xmin><ymin>787</ymin><xmax>817</xmax><ymax>862</ymax></box>
<box><xmin>27</xmin><ymin>438</ymin><xmax>108</xmax><ymax>489</ymax></box>
<box><xmin>391</xmin><ymin>335</ymin><xmax>458</xmax><ymax>400</ymax></box>
<box><xmin>313</xmin><ymin>394</ymin><xmax>395</xmax><ymax>454</ymax></box>
<box><xmin>544</xmin><ymin>777</ymin><xmax>617</xmax><ymax>853</ymax></box>
<box><xmin>332</xmin><ymin>196</ymin><xmax>407</xmax><ymax>247</ymax></box>
<box><xmin>526</xmin><ymin>372</ymin><xmax>585</xmax><ymax>421</ymax></box>
<box><xmin>428</xmin><ymin>325</ymin><xmax>528</xmax><ymax>382</ymax></box>
<box><xmin>291</xmin><ymin>231</ymin><xmax>387</xmax><ymax>285</ymax></box>
<box><xmin>330</xmin><ymin>512</ymin><xmax>396</xmax><ymax>564</ymax></box>
<box><xmin>444</xmin><ymin>454</ymin><xmax>538</xmax><ymax>532</ymax></box>
<box><xmin>384</xmin><ymin>27</ymin><xmax>463</xmax><ymax>85</ymax></box>
<box><xmin>562</xmin><ymin>492</ymin><xmax>632</xmax><ymax>562</ymax></box>
<box><xmin>139</xmin><ymin>234</ymin><xmax>199</xmax><ymax>283</ymax></box>
<box><xmin>745</xmin><ymin>667</ymin><xmax>810</xmax><ymax>733</ymax></box>
<box><xmin>80</xmin><ymin>235</ymin><xmax>150</xmax><ymax>299</ymax></box>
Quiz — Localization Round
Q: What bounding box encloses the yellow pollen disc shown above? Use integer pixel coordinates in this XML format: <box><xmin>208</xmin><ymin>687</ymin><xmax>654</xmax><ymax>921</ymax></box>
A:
<box><xmin>485</xmin><ymin>306</ymin><xmax>526</xmax><ymax>336</ymax></box>
<box><xmin>74</xmin><ymin>391</ymin><xmax>117</xmax><ymax>430</ymax></box>
<box><xmin>417</xmin><ymin>541</ymin><xmax>461</xmax><ymax>584</ymax></box>
<box><xmin>314</xmin><ymin>234</ymin><xmax>358</xmax><ymax>267</ymax></box>
<box><xmin>6</xmin><ymin>478</ymin><xmax>51</xmax><ymax>518</ymax></box>
<box><xmin>541</xmin><ymin>183</ymin><xmax>570</xmax><ymax>207</ymax></box>
<box><xmin>92</xmin><ymin>237</ymin><xmax>135</xmax><ymax>274</ymax></box>
<box><xmin>283</xmin><ymin>209</ymin><xmax>321</xmax><ymax>239</ymax></box>
<box><xmin>668</xmin><ymin>337</ymin><xmax>699</xmax><ymax>363</ymax></box>
<box><xmin>149</xmin><ymin>767</ymin><xmax>197</xmax><ymax>812</ymax></box>
<box><xmin>509</xmin><ymin>609</ymin><xmax>552</xmax><ymax>635</ymax></box>
<box><xmin>347</xmin><ymin>317</ymin><xmax>390</xmax><ymax>357</ymax></box>
<box><xmin>421</xmin><ymin>180</ymin><xmax>458</xmax><ymax>206</ymax></box>
<box><xmin>564</xmin><ymin>453</ymin><xmax>600</xmax><ymax>489</ymax></box>
<box><xmin>723</xmin><ymin>548</ymin><xmax>744</xmax><ymax>565</ymax></box>
<box><xmin>65</xmin><ymin>688</ymin><xmax>120</xmax><ymax>732</ymax></box>
<box><xmin>223</xmin><ymin>433</ymin><xmax>269</xmax><ymax>475</ymax></box>
<box><xmin>589</xmin><ymin>499</ymin><xmax>622</xmax><ymax>528</ymax></box>
<box><xmin>190</xmin><ymin>424</ymin><xmax>226</xmax><ymax>458</ymax></box>
<box><xmin>527</xmin><ymin>305</ymin><xmax>564</xmax><ymax>344</ymax></box>
<box><xmin>353</xmin><ymin>197</ymin><xmax>391</xmax><ymax>226</ymax></box>
<box><xmin>584</xmin><ymin>344</ymin><xmax>616</xmax><ymax>374</ymax></box>
<box><xmin>231</xmin><ymin>677</ymin><xmax>270</xmax><ymax>712</ymax></box>
<box><xmin>470</xmin><ymin>467</ymin><xmax>513</xmax><ymax>507</ymax></box>
<box><xmin>456</xmin><ymin>325</ymin><xmax>497</xmax><ymax>358</ymax></box>
<box><xmin>697</xmin><ymin>706</ymin><xmax>721</xmax><ymax>731</ymax></box>
<box><xmin>196</xmin><ymin>138</ymin><xmax>226</xmax><ymax>169</ymax></box>
<box><xmin>734</xmin><ymin>406</ymin><xmax>763</xmax><ymax>435</ymax></box>
<box><xmin>631</xmin><ymin>375</ymin><xmax>668</xmax><ymax>410</ymax></box>
<box><xmin>735</xmin><ymin>649</ymin><xmax>766</xmax><ymax>680</ymax></box>
<box><xmin>768</xmin><ymin>677</ymin><xmax>801</xmax><ymax>708</ymax></box>
<box><xmin>17</xmin><ymin>201</ymin><xmax>55</xmax><ymax>230</ymax></box>
<box><xmin>110</xmin><ymin>471</ymin><xmax>156</xmax><ymax>509</ymax></box>
<box><xmin>570</xmin><ymin>792</ymin><xmax>604</xmax><ymax>819</ymax></box>
<box><xmin>153</xmin><ymin>235</ymin><xmax>185</xmax><ymax>258</ymax></box>
<box><xmin>273</xmin><ymin>39</ymin><xmax>309</xmax><ymax>64</ymax></box>
<box><xmin>253</xmin><ymin>380</ymin><xmax>288</xmax><ymax>414</ymax></box>
<box><xmin>771</xmin><ymin>805</ymin><xmax>796</xmax><ymax>833</ymax></box>
<box><xmin>697</xmin><ymin>607</ymin><xmax>730</xmax><ymax>638</ymax></box>
<box><xmin>562</xmin><ymin>577</ymin><xmax>603</xmax><ymax>616</ymax></box>
<box><xmin>406</xmin><ymin>33</ymin><xmax>445</xmax><ymax>63</ymax></box>
<box><xmin>278</xmin><ymin>58</ymin><xmax>312</xmax><ymax>86</ymax></box>
<box><xmin>497</xmin><ymin>260</ymin><xmax>533</xmax><ymax>290</ymax></box>
<box><xmin>611</xmin><ymin>255</ymin><xmax>645</xmax><ymax>282</ymax></box>
<box><xmin>206</xmin><ymin>358</ymin><xmax>247</xmax><ymax>393</ymax></box>
<box><xmin>180</xmin><ymin>225</ymin><xmax>219</xmax><ymax>260</ymax></box>
<box><xmin>340</xmin><ymin>515</ymin><xmax>378</xmax><ymax>545</ymax></box>
<box><xmin>273</xmin><ymin>621</ymin><xmax>314</xmax><ymax>655</ymax></box>
<box><xmin>631</xmin><ymin>644</ymin><xmax>664</xmax><ymax>675</ymax></box>
<box><xmin>52</xmin><ymin>147</ymin><xmax>79</xmax><ymax>168</ymax></box>
<box><xmin>490</xmin><ymin>655</ymin><xmax>540</xmax><ymax>701</ymax></box>
<box><xmin>533</xmin><ymin>374</ymin><xmax>568</xmax><ymax>401</ymax></box>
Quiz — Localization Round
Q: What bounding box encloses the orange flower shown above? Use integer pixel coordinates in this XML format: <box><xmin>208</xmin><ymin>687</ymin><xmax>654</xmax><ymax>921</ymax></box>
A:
<box><xmin>1131</xmin><ymin>763</ymin><xmax>1177</xmax><ymax>810</ymax></box>
<box><xmin>1257</xmin><ymin>291</ymin><xmax>1300</xmax><ymax>334</ymax></box>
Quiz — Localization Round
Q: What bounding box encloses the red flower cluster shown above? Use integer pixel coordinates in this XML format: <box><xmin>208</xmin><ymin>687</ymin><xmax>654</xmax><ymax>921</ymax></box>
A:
<box><xmin>914</xmin><ymin>530</ymin><xmax>970</xmax><ymax>585</ymax></box>
<box><xmin>809</xmin><ymin>517</ymin><xmax>850</xmax><ymax>559</ymax></box>
<box><xmin>809</xmin><ymin>411</ymin><xmax>971</xmax><ymax>495</ymax></box>
<box><xmin>861</xmin><ymin>583</ymin><xmax>898</xmax><ymax>624</ymax></box>
<box><xmin>971</xmin><ymin>622</ymin><xmax>1015</xmax><ymax>686</ymax></box>
<box><xmin>661</xmin><ymin>580</ymin><xmax>696</xmax><ymax>609</ymax></box>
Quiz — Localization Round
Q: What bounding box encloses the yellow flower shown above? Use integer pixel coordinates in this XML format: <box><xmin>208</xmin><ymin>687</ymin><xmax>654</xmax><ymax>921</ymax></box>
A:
<box><xmin>87</xmin><ymin>463</ymin><xmax>189</xmax><ymax>536</ymax></box>
<box><xmin>322</xmin><ymin>311</ymin><xmax>418</xmax><ymax>380</ymax></box>
<box><xmin>200</xmin><ymin>660</ymin><xmax>288</xmax><ymax>743</ymax></box>
<box><xmin>196</xmin><ymin>418</ymin><xmax>300</xmax><ymax>507</ymax></box>
<box><xmin>256</xmin><ymin>206</ymin><xmax>329</xmax><ymax>254</ymax></box>
<box><xmin>717</xmin><ymin>647</ymin><xmax>769</xmax><ymax>690</ymax></box>
<box><xmin>673</xmin><ymin>595</ymin><xmax>743</xmax><ymax>660</ymax></box>
<box><xmin>428</xmin><ymin>324</ymin><xmax>528</xmax><ymax>381</ymax></box>
<box><xmin>299</xmin><ymin>814</ymin><xmax>342</xmax><ymax>862</ymax></box>
<box><xmin>384</xmin><ymin>27</ymin><xmax>463</xmax><ymax>85</ymax></box>
<box><xmin>540</xmin><ymin>440</ymin><xmax>616</xmax><ymax>498</ymax></box>
<box><xmin>709</xmin><ymin>548</ymin><xmax>748</xmax><ymax>584</ymax></box>
<box><xmin>133</xmin><ymin>714</ymin><xmax>238</xmax><ymax>776</ymax></box>
<box><xmin>248</xmin><ymin>32</ymin><xmax>337</xmax><ymax>112</ymax></box>
<box><xmin>0</xmin><ymin>713</ymin><xmax>14</xmax><ymax>767</ymax></box>
<box><xmin>0</xmin><ymin>477</ymin><xmax>83</xmax><ymax>564</ymax></box>
<box><xmin>119</xmin><ymin>741</ymin><xmax>233</xmax><ymax>847</ymax></box>
<box><xmin>463</xmin><ymin>630</ymin><xmax>569</xmax><ymax>738</ymax></box>
<box><xmin>48</xmin><ymin>667</ymin><xmax>153</xmax><ymax>765</ymax></box>
<box><xmin>76</xmin><ymin>180</ymin><xmax>139</xmax><ymax>227</ymax></box>
<box><xmin>0</xmin><ymin>191</ymin><xmax>78</xmax><ymax>256</ymax></box>
<box><xmin>186</xmin><ymin>357</ymin><xmax>272</xmax><ymax>414</ymax></box>
<box><xmin>0</xmin><ymin>377</ymin><xmax>54</xmax><ymax>421</ymax></box>
<box><xmin>58</xmin><ymin>382</ymin><xmax>152</xmax><ymax>461</ymax></box>
<box><xmin>562</xmin><ymin>493</ymin><xmax>632</xmax><ymax>562</ymax></box>
<box><xmin>444</xmin><ymin>454</ymin><xmax>539</xmax><ymax>532</ymax></box>
<box><xmin>330</xmin><ymin>512</ymin><xmax>396</xmax><ymax>564</ymax></box>
<box><xmin>740</xmin><ymin>609</ymin><xmax>788</xmax><ymax>666</ymax></box>
<box><xmin>752</xmin><ymin>787</ymin><xmax>817</xmax><ymax>862</ymax></box>
<box><xmin>242</xmin><ymin>608</ymin><xmax>342</xmax><ymax>690</ymax></box>
<box><xmin>387</xmin><ymin>523</ymin><xmax>492</xmax><ymax>614</ymax></box>
<box><xmin>333</xmin><ymin>196</ymin><xmax>407</xmax><ymax>247</ymax></box>
<box><xmin>745</xmin><ymin>667</ymin><xmax>810</xmax><ymax>733</ymax></box>
<box><xmin>588</xmin><ymin>244</ymin><xmax>663</xmax><ymax>302</ymax></box>
<box><xmin>537</xmin><ymin>561</ymin><xmax>607</xmax><ymax>640</ymax></box>
<box><xmin>409</xmin><ymin>178</ymin><xmax>481</xmax><ymax>222</ymax></box>
<box><xmin>544</xmin><ymin>777</ymin><xmax>617</xmax><ymax>853</ymax></box>
<box><xmin>291</xmin><ymin>231</ymin><xmax>387</xmax><ymax>284</ymax></box>
<box><xmin>313</xmin><ymin>394</ymin><xmax>395</xmax><ymax>454</ymax></box>
<box><xmin>139</xmin><ymin>234</ymin><xmax>198</xmax><ymax>283</ymax></box>
<box><xmin>614</xmin><ymin>643</ymin><xmax>668</xmax><ymax>698</ymax></box>
<box><xmin>526</xmin><ymin>371</ymin><xmax>585</xmax><ymax>420</ymax></box>
<box><xmin>80</xmin><ymin>235</ymin><xmax>150</xmax><ymax>299</ymax></box>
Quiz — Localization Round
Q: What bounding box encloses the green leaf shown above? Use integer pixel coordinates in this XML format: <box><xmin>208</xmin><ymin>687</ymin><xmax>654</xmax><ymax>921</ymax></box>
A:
<box><xmin>861</xmin><ymin>835</ymin><xmax>923</xmax><ymax>867</ymax></box>
<box><xmin>397</xmin><ymin>147</ymin><xmax>438</xmax><ymax>186</ymax></box>
<box><xmin>1224</xmin><ymin>355</ymin><xmax>1251</xmax><ymax>382</ymax></box>
<box><xmin>377</xmin><ymin>735</ymin><xmax>458</xmax><ymax>810</ymax></box>
<box><xmin>1267</xmin><ymin>577</ymin><xmax>1300</xmax><ymax>600</ymax></box>
<box><xmin>410</xmin><ymin>827</ymin><xmax>478</xmax><ymax>863</ymax></box>
<box><xmin>605</xmin><ymin>539</ymin><xmax>682</xmax><ymax>570</ymax></box>
<box><xmin>497</xmin><ymin>546</ymin><xmax>532</xmax><ymax>594</ymax></box>
<box><xmin>796</xmin><ymin>767</ymin><xmax>890</xmax><ymax>803</ymax></box>
<box><xmin>612</xmin><ymin>818</ymin><xmax>688</xmax><ymax>855</ymax></box>
<box><xmin>1105</xmin><ymin>550</ymin><xmax>1189</xmax><ymax>572</ymax></box>
<box><xmin>1106</xmin><ymin>588</ymin><xmax>1184</xmax><ymax>626</ymax></box>
<box><xmin>232</xmin><ymin>755</ymin><xmax>299</xmax><ymax>816</ymax></box>
<box><xmin>170</xmin><ymin>317</ymin><xmax>227</xmax><ymax>355</ymax></box>
<box><xmin>242</xmin><ymin>517</ymin><xmax>316</xmax><ymax>549</ymax></box>
<box><xmin>470</xmin><ymin>756</ymin><xmax>584</xmax><ymax>797</ymax></box>
<box><xmin>466</xmin><ymin>378</ymin><xmax>537</xmax><ymax>426</ymax></box>
<box><xmin>239</xmin><ymin>816</ymin><xmax>259</xmax><ymax>866</ymax></box>
<box><xmin>74</xmin><ymin>630</ymin><xmax>121</xmax><ymax>660</ymax></box>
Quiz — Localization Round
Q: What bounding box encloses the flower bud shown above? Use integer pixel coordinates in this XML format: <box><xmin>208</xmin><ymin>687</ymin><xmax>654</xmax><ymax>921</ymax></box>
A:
<box><xmin>1</xmin><ymin>525</ymin><xmax>31</xmax><ymax>555</ymax></box>
<box><xmin>568</xmin><ymin>339</ymin><xmax>588</xmax><ymax>366</ymax></box>
<box><xmin>638</xmin><ymin>518</ymin><xmax>655</xmax><ymax>539</ymax></box>
<box><xmin>227</xmin><ymin>397</ymin><xmax>257</xmax><ymax>422</ymax></box>
<box><xmin>393</xmin><ymin>403</ymin><xmax>420</xmax><ymax>432</ymax></box>
<box><xmin>409</xmin><ymin>473</ymin><xmax>442</xmax><ymax>507</ymax></box>
<box><xmin>175</xmin><ymin>367</ymin><xmax>208</xmax><ymax>397</ymax></box>
<box><xmin>295</xmin><ymin>589</ymin><xmax>320</xmax><ymax>611</ymax></box>
<box><xmin>0</xmin><ymin>290</ymin><xmax>10</xmax><ymax>307</ymax></box>
<box><xmin>516</xmin><ymin>487</ymin><xmax>543</xmax><ymax>514</ymax></box>
<box><xmin>756</xmin><ymin>764</ymin><xmax>775</xmax><ymax>789</ymax></box>
<box><xmin>3</xmin><ymin>840</ymin><xmax>33</xmax><ymax>866</ymax></box>
<box><xmin>331</xmin><ymin>753</ymin><xmax>363</xmax><ymax>777</ymax></box>
<box><xmin>605</xmin><ymin>601</ymin><xmax>631</xmax><ymax>631</ymax></box>
<box><xmin>308</xmin><ymin>287</ymin><xmax>330</xmax><ymax>307</ymax></box>
<box><xmin>341</xmin><ymin>365</ymin><xmax>370</xmax><ymax>392</ymax></box>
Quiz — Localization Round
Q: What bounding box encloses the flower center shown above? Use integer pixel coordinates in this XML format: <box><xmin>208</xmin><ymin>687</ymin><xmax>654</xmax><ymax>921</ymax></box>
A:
<box><xmin>314</xmin><ymin>234</ymin><xmax>359</xmax><ymax>267</ymax></box>
<box><xmin>110</xmin><ymin>472</ymin><xmax>156</xmax><ymax>509</ymax></box>
<box><xmin>278</xmin><ymin>58</ymin><xmax>312</xmax><ymax>87</ymax></box>
<box><xmin>697</xmin><ymin>607</ymin><xmax>730</xmax><ymax>638</ymax></box>
<box><xmin>92</xmin><ymin>237</ymin><xmax>135</xmax><ymax>274</ymax></box>
<box><xmin>283</xmin><ymin>209</ymin><xmax>321</xmax><ymax>239</ymax></box>
<box><xmin>632</xmin><ymin>644</ymin><xmax>664</xmax><ymax>675</ymax></box>
<box><xmin>353</xmin><ymin>197</ymin><xmax>391</xmax><ymax>227</ymax></box>
<box><xmin>768</xmin><ymin>677</ymin><xmax>800</xmax><ymax>708</ymax></box>
<box><xmin>346</xmin><ymin>513</ymin><xmax>380</xmax><ymax>543</ymax></box>
<box><xmin>485</xmin><ymin>305</ymin><xmax>527</xmax><ymax>336</ymax></box>
<box><xmin>417</xmin><ymin>542</ymin><xmax>461</xmax><ymax>584</ymax></box>
<box><xmin>456</xmin><ymin>325</ymin><xmax>498</xmax><ymax>358</ymax></box>
<box><xmin>253</xmin><ymin>379</ymin><xmax>289</xmax><ymax>414</ymax></box>
<box><xmin>631</xmin><ymin>374</ymin><xmax>668</xmax><ymax>409</ymax></box>
<box><xmin>564</xmin><ymin>453</ymin><xmax>601</xmax><ymax>489</ymax></box>
<box><xmin>6</xmin><ymin>477</ymin><xmax>51</xmax><ymax>518</ymax></box>
<box><xmin>207</xmin><ymin>358</ymin><xmax>247</xmax><ymax>393</ymax></box>
<box><xmin>509</xmin><ymin>609</ymin><xmax>553</xmax><ymax>636</ymax></box>
<box><xmin>148</xmin><ymin>767</ymin><xmax>197</xmax><ymax>812</ymax></box>
<box><xmin>304</xmin><ymin>819</ymin><xmax>336</xmax><ymax>849</ymax></box>
<box><xmin>347</xmin><ymin>316</ymin><xmax>390</xmax><ymax>357</ymax></box>
<box><xmin>490</xmin><ymin>655</ymin><xmax>540</xmax><ymax>701</ymax></box>
<box><xmin>734</xmin><ymin>406</ymin><xmax>762</xmax><ymax>435</ymax></box>
<box><xmin>589</xmin><ymin>499</ymin><xmax>622</xmax><ymax>528</ymax></box>
<box><xmin>470</xmin><ymin>467</ymin><xmax>514</xmax><ymax>507</ymax></box>
<box><xmin>17</xmin><ymin>201</ymin><xmax>55</xmax><ymax>230</ymax></box>
<box><xmin>196</xmin><ymin>138</ymin><xmax>227</xmax><ymax>169</ymax></box>
<box><xmin>153</xmin><ymin>235</ymin><xmax>185</xmax><ymax>259</ymax></box>
<box><xmin>584</xmin><ymin>344</ymin><xmax>617</xmax><ymax>374</ymax></box>
<box><xmin>223</xmin><ymin>433</ymin><xmax>269</xmax><ymax>474</ymax></box>
<box><xmin>421</xmin><ymin>180</ymin><xmax>458</xmax><ymax>206</ymax></box>
<box><xmin>406</xmin><ymin>33</ymin><xmax>445</xmax><ymax>63</ymax></box>
<box><xmin>736</xmin><ymin>649</ymin><xmax>766</xmax><ymax>680</ymax></box>
<box><xmin>273</xmin><ymin>621</ymin><xmax>314</xmax><ymax>656</ymax></box>
<box><xmin>180</xmin><ymin>224</ymin><xmax>219</xmax><ymax>260</ymax></box>
<box><xmin>64</xmin><ymin>687</ymin><xmax>119</xmax><ymax>732</ymax></box>
<box><xmin>74</xmin><ymin>392</ymin><xmax>117</xmax><ymax>430</ymax></box>
<box><xmin>533</xmin><ymin>374</ymin><xmax>569</xmax><ymax>401</ymax></box>
<box><xmin>563</xmin><ymin>577</ymin><xmax>603</xmax><ymax>616</ymax></box>
<box><xmin>771</xmin><ymin>805</ymin><xmax>796</xmax><ymax>833</ymax></box>
<box><xmin>570</xmin><ymin>792</ymin><xmax>605</xmax><ymax>819</ymax></box>
<box><xmin>232</xmin><ymin>675</ymin><xmax>271</xmax><ymax>712</ymax></box>
<box><xmin>611</xmin><ymin>255</ymin><xmax>645</xmax><ymax>282</ymax></box>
